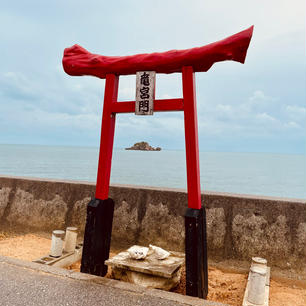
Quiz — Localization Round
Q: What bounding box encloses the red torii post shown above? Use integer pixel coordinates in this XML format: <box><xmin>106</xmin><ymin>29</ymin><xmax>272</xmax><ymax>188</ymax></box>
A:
<box><xmin>63</xmin><ymin>26</ymin><xmax>253</xmax><ymax>298</ymax></box>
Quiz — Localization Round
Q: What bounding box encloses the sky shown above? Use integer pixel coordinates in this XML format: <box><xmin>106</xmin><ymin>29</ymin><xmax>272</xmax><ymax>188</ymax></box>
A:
<box><xmin>0</xmin><ymin>0</ymin><xmax>305</xmax><ymax>154</ymax></box>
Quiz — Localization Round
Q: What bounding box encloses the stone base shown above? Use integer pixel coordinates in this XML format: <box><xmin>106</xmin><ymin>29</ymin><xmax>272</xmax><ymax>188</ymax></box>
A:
<box><xmin>111</xmin><ymin>267</ymin><xmax>181</xmax><ymax>290</ymax></box>
<box><xmin>105</xmin><ymin>246</ymin><xmax>185</xmax><ymax>290</ymax></box>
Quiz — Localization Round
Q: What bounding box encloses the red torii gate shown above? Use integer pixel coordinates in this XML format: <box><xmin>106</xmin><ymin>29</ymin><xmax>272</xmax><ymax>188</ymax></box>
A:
<box><xmin>63</xmin><ymin>26</ymin><xmax>253</xmax><ymax>298</ymax></box>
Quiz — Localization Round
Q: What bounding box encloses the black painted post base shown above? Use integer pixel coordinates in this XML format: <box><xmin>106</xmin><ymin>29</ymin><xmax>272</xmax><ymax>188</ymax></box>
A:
<box><xmin>81</xmin><ymin>198</ymin><xmax>114</xmax><ymax>276</ymax></box>
<box><xmin>185</xmin><ymin>206</ymin><xmax>208</xmax><ymax>299</ymax></box>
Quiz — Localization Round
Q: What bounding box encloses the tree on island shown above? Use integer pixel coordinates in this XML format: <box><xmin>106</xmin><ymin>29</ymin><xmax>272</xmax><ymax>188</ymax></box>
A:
<box><xmin>125</xmin><ymin>141</ymin><xmax>161</xmax><ymax>151</ymax></box>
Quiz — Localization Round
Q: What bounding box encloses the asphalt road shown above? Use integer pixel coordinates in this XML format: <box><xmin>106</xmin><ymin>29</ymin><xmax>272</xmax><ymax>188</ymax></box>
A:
<box><xmin>0</xmin><ymin>262</ymin><xmax>175</xmax><ymax>306</ymax></box>
<box><xmin>0</xmin><ymin>257</ymin><xmax>225</xmax><ymax>306</ymax></box>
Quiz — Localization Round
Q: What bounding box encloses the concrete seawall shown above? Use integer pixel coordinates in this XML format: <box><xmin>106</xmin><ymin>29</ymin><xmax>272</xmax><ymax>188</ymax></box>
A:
<box><xmin>0</xmin><ymin>175</ymin><xmax>305</xmax><ymax>271</ymax></box>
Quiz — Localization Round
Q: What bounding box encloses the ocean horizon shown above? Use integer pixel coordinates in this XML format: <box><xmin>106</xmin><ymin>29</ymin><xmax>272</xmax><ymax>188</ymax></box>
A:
<box><xmin>0</xmin><ymin>143</ymin><xmax>305</xmax><ymax>200</ymax></box>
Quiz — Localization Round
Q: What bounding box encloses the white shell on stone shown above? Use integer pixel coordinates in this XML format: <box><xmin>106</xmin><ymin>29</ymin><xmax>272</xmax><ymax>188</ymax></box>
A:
<box><xmin>128</xmin><ymin>246</ymin><xmax>149</xmax><ymax>260</ymax></box>
<box><xmin>149</xmin><ymin>244</ymin><xmax>170</xmax><ymax>260</ymax></box>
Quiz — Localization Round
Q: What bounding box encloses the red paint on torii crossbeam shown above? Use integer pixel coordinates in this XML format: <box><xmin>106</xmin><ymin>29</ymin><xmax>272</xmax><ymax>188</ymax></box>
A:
<box><xmin>111</xmin><ymin>98</ymin><xmax>184</xmax><ymax>113</ymax></box>
<box><xmin>63</xmin><ymin>26</ymin><xmax>253</xmax><ymax>79</ymax></box>
<box><xmin>62</xmin><ymin>26</ymin><xmax>253</xmax><ymax>210</ymax></box>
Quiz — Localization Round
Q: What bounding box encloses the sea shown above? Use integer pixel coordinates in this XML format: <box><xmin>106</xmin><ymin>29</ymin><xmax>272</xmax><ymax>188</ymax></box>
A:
<box><xmin>0</xmin><ymin>144</ymin><xmax>305</xmax><ymax>199</ymax></box>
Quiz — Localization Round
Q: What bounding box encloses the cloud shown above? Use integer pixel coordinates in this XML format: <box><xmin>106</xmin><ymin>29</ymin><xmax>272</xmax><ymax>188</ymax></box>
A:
<box><xmin>0</xmin><ymin>1</ymin><xmax>305</xmax><ymax>153</ymax></box>
<box><xmin>256</xmin><ymin>112</ymin><xmax>276</xmax><ymax>122</ymax></box>
<box><xmin>285</xmin><ymin>105</ymin><xmax>306</xmax><ymax>121</ymax></box>
<box><xmin>197</xmin><ymin>89</ymin><xmax>305</xmax><ymax>140</ymax></box>
<box><xmin>0</xmin><ymin>70</ymin><xmax>103</xmax><ymax>114</ymax></box>
<box><xmin>284</xmin><ymin>121</ymin><xmax>300</xmax><ymax>129</ymax></box>
<box><xmin>243</xmin><ymin>90</ymin><xmax>277</xmax><ymax>113</ymax></box>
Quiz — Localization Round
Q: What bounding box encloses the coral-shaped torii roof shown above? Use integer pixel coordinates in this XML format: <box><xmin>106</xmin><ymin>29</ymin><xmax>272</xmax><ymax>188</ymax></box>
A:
<box><xmin>63</xmin><ymin>26</ymin><xmax>253</xmax><ymax>79</ymax></box>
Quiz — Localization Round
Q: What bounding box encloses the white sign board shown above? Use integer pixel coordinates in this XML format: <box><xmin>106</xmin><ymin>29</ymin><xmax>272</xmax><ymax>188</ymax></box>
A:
<box><xmin>135</xmin><ymin>71</ymin><xmax>156</xmax><ymax>115</ymax></box>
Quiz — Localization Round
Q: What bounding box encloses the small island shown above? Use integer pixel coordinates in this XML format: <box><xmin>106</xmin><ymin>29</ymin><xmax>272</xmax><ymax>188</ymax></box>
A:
<box><xmin>125</xmin><ymin>142</ymin><xmax>161</xmax><ymax>151</ymax></box>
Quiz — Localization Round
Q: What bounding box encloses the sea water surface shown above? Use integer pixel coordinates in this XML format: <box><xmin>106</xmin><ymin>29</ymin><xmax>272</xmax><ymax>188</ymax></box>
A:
<box><xmin>0</xmin><ymin>144</ymin><xmax>305</xmax><ymax>199</ymax></box>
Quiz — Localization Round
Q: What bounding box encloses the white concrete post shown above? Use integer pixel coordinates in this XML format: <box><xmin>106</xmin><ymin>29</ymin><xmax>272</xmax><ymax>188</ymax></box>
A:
<box><xmin>50</xmin><ymin>230</ymin><xmax>65</xmax><ymax>257</ymax></box>
<box><xmin>251</xmin><ymin>257</ymin><xmax>267</xmax><ymax>271</ymax></box>
<box><xmin>64</xmin><ymin>227</ymin><xmax>78</xmax><ymax>253</ymax></box>
<box><xmin>247</xmin><ymin>266</ymin><xmax>267</xmax><ymax>305</ymax></box>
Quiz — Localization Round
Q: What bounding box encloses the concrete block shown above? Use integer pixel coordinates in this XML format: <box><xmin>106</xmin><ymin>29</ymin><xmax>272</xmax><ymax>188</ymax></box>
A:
<box><xmin>33</xmin><ymin>243</ymin><xmax>82</xmax><ymax>268</ymax></box>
